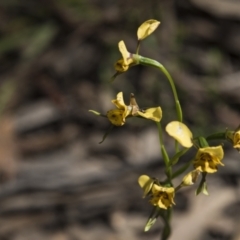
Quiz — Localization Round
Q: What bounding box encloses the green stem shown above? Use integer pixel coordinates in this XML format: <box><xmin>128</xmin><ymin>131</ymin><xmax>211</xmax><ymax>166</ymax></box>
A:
<box><xmin>160</xmin><ymin>208</ymin><xmax>172</xmax><ymax>240</ymax></box>
<box><xmin>169</xmin><ymin>148</ymin><xmax>189</xmax><ymax>166</ymax></box>
<box><xmin>206</xmin><ymin>132</ymin><xmax>227</xmax><ymax>141</ymax></box>
<box><xmin>171</xmin><ymin>160</ymin><xmax>192</xmax><ymax>180</ymax></box>
<box><xmin>136</xmin><ymin>40</ymin><xmax>141</xmax><ymax>55</ymax></box>
<box><xmin>156</xmin><ymin>122</ymin><xmax>164</xmax><ymax>146</ymax></box>
<box><xmin>174</xmin><ymin>184</ymin><xmax>182</xmax><ymax>192</ymax></box>
<box><xmin>156</xmin><ymin>122</ymin><xmax>172</xmax><ymax>181</ymax></box>
<box><xmin>174</xmin><ymin>140</ymin><xmax>179</xmax><ymax>155</ymax></box>
<box><xmin>138</xmin><ymin>56</ymin><xmax>182</xmax><ymax>154</ymax></box>
<box><xmin>138</xmin><ymin>56</ymin><xmax>183</xmax><ymax>123</ymax></box>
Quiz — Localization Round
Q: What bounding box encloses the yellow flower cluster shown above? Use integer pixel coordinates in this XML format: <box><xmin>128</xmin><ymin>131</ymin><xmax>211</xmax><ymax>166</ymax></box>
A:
<box><xmin>166</xmin><ymin>121</ymin><xmax>225</xmax><ymax>173</ymax></box>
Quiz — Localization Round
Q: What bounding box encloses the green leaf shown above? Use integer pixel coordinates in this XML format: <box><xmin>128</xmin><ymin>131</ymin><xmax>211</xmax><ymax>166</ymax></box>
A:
<box><xmin>99</xmin><ymin>125</ymin><xmax>113</xmax><ymax>144</ymax></box>
<box><xmin>196</xmin><ymin>173</ymin><xmax>209</xmax><ymax>195</ymax></box>
<box><xmin>89</xmin><ymin>110</ymin><xmax>102</xmax><ymax>116</ymax></box>
<box><xmin>144</xmin><ymin>207</ymin><xmax>161</xmax><ymax>232</ymax></box>
<box><xmin>169</xmin><ymin>148</ymin><xmax>189</xmax><ymax>166</ymax></box>
<box><xmin>161</xmin><ymin>145</ymin><xmax>170</xmax><ymax>166</ymax></box>
<box><xmin>172</xmin><ymin>160</ymin><xmax>192</xmax><ymax>179</ymax></box>
<box><xmin>196</xmin><ymin>136</ymin><xmax>209</xmax><ymax>148</ymax></box>
<box><xmin>202</xmin><ymin>182</ymin><xmax>209</xmax><ymax>195</ymax></box>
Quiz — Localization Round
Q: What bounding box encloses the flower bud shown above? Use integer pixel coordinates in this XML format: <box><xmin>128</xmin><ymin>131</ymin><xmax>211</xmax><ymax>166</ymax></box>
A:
<box><xmin>181</xmin><ymin>169</ymin><xmax>200</xmax><ymax>186</ymax></box>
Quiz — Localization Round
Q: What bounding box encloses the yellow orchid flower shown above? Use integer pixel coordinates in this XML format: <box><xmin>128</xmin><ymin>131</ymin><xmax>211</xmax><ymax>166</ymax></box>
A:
<box><xmin>166</xmin><ymin>121</ymin><xmax>193</xmax><ymax>148</ymax></box>
<box><xmin>107</xmin><ymin>92</ymin><xmax>162</xmax><ymax>126</ymax></box>
<box><xmin>107</xmin><ymin>92</ymin><xmax>130</xmax><ymax>126</ymax></box>
<box><xmin>181</xmin><ymin>169</ymin><xmax>200</xmax><ymax>187</ymax></box>
<box><xmin>137</xmin><ymin>19</ymin><xmax>160</xmax><ymax>40</ymax></box>
<box><xmin>150</xmin><ymin>184</ymin><xmax>175</xmax><ymax>209</ymax></box>
<box><xmin>114</xmin><ymin>41</ymin><xmax>136</xmax><ymax>73</ymax></box>
<box><xmin>193</xmin><ymin>146</ymin><xmax>224</xmax><ymax>173</ymax></box>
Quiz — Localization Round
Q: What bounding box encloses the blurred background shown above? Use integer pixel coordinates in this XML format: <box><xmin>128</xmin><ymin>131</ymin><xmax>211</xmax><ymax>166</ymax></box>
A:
<box><xmin>0</xmin><ymin>0</ymin><xmax>240</xmax><ymax>239</ymax></box>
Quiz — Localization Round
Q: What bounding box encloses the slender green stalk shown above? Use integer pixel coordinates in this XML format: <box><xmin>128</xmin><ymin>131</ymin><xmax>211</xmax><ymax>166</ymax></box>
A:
<box><xmin>138</xmin><ymin>56</ymin><xmax>183</xmax><ymax>123</ymax></box>
<box><xmin>171</xmin><ymin>160</ymin><xmax>192</xmax><ymax>180</ymax></box>
<box><xmin>129</xmin><ymin>53</ymin><xmax>185</xmax><ymax>240</ymax></box>
<box><xmin>156</xmin><ymin>122</ymin><xmax>172</xmax><ymax>181</ymax></box>
<box><xmin>136</xmin><ymin>40</ymin><xmax>141</xmax><ymax>55</ymax></box>
<box><xmin>169</xmin><ymin>148</ymin><xmax>189</xmax><ymax>166</ymax></box>
<box><xmin>156</xmin><ymin>122</ymin><xmax>168</xmax><ymax>166</ymax></box>
<box><xmin>156</xmin><ymin>122</ymin><xmax>164</xmax><ymax>146</ymax></box>
<box><xmin>174</xmin><ymin>184</ymin><xmax>182</xmax><ymax>192</ymax></box>
<box><xmin>174</xmin><ymin>140</ymin><xmax>179</xmax><ymax>156</ymax></box>
<box><xmin>160</xmin><ymin>208</ymin><xmax>172</xmax><ymax>240</ymax></box>
<box><xmin>206</xmin><ymin>132</ymin><xmax>227</xmax><ymax>141</ymax></box>
<box><xmin>138</xmin><ymin>55</ymin><xmax>182</xmax><ymax>155</ymax></box>
<box><xmin>156</xmin><ymin>121</ymin><xmax>173</xmax><ymax>240</ymax></box>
